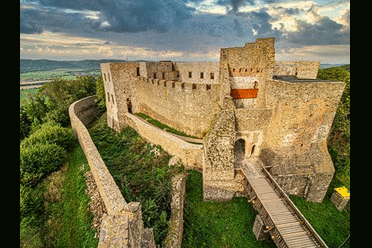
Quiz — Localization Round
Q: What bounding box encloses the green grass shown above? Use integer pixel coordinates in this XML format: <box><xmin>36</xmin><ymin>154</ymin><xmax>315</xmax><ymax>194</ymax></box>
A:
<box><xmin>182</xmin><ymin>170</ymin><xmax>276</xmax><ymax>248</ymax></box>
<box><xmin>288</xmin><ymin>171</ymin><xmax>350</xmax><ymax>248</ymax></box>
<box><xmin>20</xmin><ymin>143</ymin><xmax>99</xmax><ymax>248</ymax></box>
<box><xmin>88</xmin><ymin>112</ymin><xmax>185</xmax><ymax>246</ymax></box>
<box><xmin>20</xmin><ymin>88</ymin><xmax>38</xmax><ymax>100</ymax></box>
<box><xmin>55</xmin><ymin>144</ymin><xmax>98</xmax><ymax>247</ymax></box>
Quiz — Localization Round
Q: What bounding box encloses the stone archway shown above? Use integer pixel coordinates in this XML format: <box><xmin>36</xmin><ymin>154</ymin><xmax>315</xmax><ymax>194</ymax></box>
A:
<box><xmin>234</xmin><ymin>138</ymin><xmax>245</xmax><ymax>163</ymax></box>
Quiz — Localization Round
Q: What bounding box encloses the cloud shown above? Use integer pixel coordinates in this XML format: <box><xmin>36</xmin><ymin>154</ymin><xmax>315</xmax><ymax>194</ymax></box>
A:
<box><xmin>20</xmin><ymin>0</ymin><xmax>350</xmax><ymax>63</ymax></box>
<box><xmin>276</xmin><ymin>44</ymin><xmax>350</xmax><ymax>64</ymax></box>
<box><xmin>233</xmin><ymin>19</ymin><xmax>245</xmax><ymax>37</ymax></box>
<box><xmin>21</xmin><ymin>0</ymin><xmax>195</xmax><ymax>34</ymax></box>
<box><xmin>286</xmin><ymin>15</ymin><xmax>349</xmax><ymax>45</ymax></box>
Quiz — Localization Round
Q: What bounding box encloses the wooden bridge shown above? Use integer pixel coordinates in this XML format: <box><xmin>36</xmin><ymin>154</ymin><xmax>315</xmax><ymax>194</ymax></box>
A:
<box><xmin>237</xmin><ymin>159</ymin><xmax>328</xmax><ymax>248</ymax></box>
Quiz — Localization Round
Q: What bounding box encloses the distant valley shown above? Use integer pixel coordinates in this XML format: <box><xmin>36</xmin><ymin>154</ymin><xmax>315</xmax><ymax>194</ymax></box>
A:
<box><xmin>20</xmin><ymin>59</ymin><xmax>128</xmax><ymax>74</ymax></box>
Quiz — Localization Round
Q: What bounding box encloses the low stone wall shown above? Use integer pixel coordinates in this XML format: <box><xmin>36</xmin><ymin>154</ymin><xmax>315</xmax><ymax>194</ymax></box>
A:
<box><xmin>125</xmin><ymin>113</ymin><xmax>204</xmax><ymax>169</ymax></box>
<box><xmin>69</xmin><ymin>96</ymin><xmax>155</xmax><ymax>248</ymax></box>
<box><xmin>164</xmin><ymin>172</ymin><xmax>188</xmax><ymax>248</ymax></box>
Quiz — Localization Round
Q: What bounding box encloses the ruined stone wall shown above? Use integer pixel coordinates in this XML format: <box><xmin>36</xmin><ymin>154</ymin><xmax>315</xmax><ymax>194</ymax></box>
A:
<box><xmin>136</xmin><ymin>76</ymin><xmax>220</xmax><ymax>138</ymax></box>
<box><xmin>260</xmin><ymin>79</ymin><xmax>345</xmax><ymax>202</ymax></box>
<box><xmin>174</xmin><ymin>62</ymin><xmax>219</xmax><ymax>84</ymax></box>
<box><xmin>203</xmin><ymin>97</ymin><xmax>242</xmax><ymax>201</ymax></box>
<box><xmin>125</xmin><ymin>113</ymin><xmax>203</xmax><ymax>169</ymax></box>
<box><xmin>274</xmin><ymin>61</ymin><xmax>320</xmax><ymax>79</ymax></box>
<box><xmin>69</xmin><ymin>96</ymin><xmax>155</xmax><ymax>247</ymax></box>
<box><xmin>140</xmin><ymin>61</ymin><xmax>179</xmax><ymax>81</ymax></box>
<box><xmin>164</xmin><ymin>172</ymin><xmax>188</xmax><ymax>248</ymax></box>
<box><xmin>101</xmin><ymin>62</ymin><xmax>140</xmax><ymax>132</ymax></box>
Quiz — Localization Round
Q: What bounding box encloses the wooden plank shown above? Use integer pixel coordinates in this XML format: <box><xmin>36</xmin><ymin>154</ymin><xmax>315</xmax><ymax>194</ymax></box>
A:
<box><xmin>262</xmin><ymin>198</ymin><xmax>283</xmax><ymax>203</ymax></box>
<box><xmin>276</xmin><ymin>221</ymin><xmax>301</xmax><ymax>228</ymax></box>
<box><xmin>285</xmin><ymin>236</ymin><xmax>316</xmax><ymax>246</ymax></box>
<box><xmin>282</xmin><ymin>231</ymin><xmax>308</xmax><ymax>238</ymax></box>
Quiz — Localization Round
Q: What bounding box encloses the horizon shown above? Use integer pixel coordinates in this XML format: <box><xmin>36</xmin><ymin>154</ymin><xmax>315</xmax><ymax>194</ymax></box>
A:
<box><xmin>20</xmin><ymin>0</ymin><xmax>349</xmax><ymax>64</ymax></box>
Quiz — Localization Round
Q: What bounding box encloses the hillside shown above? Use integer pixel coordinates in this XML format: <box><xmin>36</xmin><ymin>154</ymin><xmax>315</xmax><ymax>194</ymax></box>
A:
<box><xmin>20</xmin><ymin>59</ymin><xmax>127</xmax><ymax>74</ymax></box>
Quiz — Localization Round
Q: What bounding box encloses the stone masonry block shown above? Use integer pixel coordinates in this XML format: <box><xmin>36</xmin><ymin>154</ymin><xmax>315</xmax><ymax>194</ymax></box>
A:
<box><xmin>330</xmin><ymin>191</ymin><xmax>350</xmax><ymax>212</ymax></box>
<box><xmin>252</xmin><ymin>215</ymin><xmax>268</xmax><ymax>241</ymax></box>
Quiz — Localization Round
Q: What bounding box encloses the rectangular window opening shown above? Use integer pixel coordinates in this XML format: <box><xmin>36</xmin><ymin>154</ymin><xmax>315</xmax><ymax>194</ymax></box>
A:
<box><xmin>188</xmin><ymin>72</ymin><xmax>192</xmax><ymax>78</ymax></box>
<box><xmin>210</xmin><ymin>73</ymin><xmax>214</xmax><ymax>80</ymax></box>
<box><xmin>200</xmin><ymin>72</ymin><xmax>204</xmax><ymax>79</ymax></box>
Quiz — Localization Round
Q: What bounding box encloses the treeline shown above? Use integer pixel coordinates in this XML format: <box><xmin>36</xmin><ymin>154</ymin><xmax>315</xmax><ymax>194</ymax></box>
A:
<box><xmin>20</xmin><ymin>75</ymin><xmax>105</xmax><ymax>247</ymax></box>
<box><xmin>318</xmin><ymin>65</ymin><xmax>350</xmax><ymax>188</ymax></box>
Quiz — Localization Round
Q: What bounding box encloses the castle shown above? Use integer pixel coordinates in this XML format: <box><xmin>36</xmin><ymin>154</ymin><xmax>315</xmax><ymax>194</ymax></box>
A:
<box><xmin>100</xmin><ymin>37</ymin><xmax>345</xmax><ymax>203</ymax></box>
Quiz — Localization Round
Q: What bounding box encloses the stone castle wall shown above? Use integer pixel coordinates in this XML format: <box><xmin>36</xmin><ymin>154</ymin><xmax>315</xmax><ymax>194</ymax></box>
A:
<box><xmin>174</xmin><ymin>61</ymin><xmax>219</xmax><ymax>84</ymax></box>
<box><xmin>101</xmin><ymin>62</ymin><xmax>141</xmax><ymax>132</ymax></box>
<box><xmin>260</xmin><ymin>78</ymin><xmax>345</xmax><ymax>202</ymax></box>
<box><xmin>69</xmin><ymin>96</ymin><xmax>155</xmax><ymax>247</ymax></box>
<box><xmin>125</xmin><ymin>112</ymin><xmax>204</xmax><ymax>169</ymax></box>
<box><xmin>99</xmin><ymin>37</ymin><xmax>346</xmax><ymax>203</ymax></box>
<box><xmin>274</xmin><ymin>61</ymin><xmax>320</xmax><ymax>79</ymax></box>
<box><xmin>136</xmin><ymin>76</ymin><xmax>221</xmax><ymax>138</ymax></box>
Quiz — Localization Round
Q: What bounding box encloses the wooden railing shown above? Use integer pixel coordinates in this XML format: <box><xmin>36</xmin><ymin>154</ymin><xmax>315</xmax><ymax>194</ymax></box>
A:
<box><xmin>241</xmin><ymin>177</ymin><xmax>287</xmax><ymax>247</ymax></box>
<box><xmin>260</xmin><ymin>166</ymin><xmax>328</xmax><ymax>248</ymax></box>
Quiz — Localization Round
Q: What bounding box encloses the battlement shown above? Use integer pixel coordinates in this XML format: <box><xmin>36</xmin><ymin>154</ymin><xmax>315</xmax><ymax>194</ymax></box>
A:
<box><xmin>138</xmin><ymin>75</ymin><xmax>218</xmax><ymax>92</ymax></box>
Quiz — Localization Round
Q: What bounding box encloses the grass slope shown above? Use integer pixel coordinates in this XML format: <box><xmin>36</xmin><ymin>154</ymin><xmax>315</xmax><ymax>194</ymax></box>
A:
<box><xmin>88</xmin><ymin>113</ymin><xmax>185</xmax><ymax>246</ymax></box>
<box><xmin>182</xmin><ymin>170</ymin><xmax>276</xmax><ymax>248</ymax></box>
<box><xmin>56</xmin><ymin>145</ymin><xmax>98</xmax><ymax>247</ymax></box>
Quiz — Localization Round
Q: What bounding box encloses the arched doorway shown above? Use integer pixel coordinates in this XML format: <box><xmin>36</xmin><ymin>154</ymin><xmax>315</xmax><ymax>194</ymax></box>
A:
<box><xmin>234</xmin><ymin>139</ymin><xmax>245</xmax><ymax>162</ymax></box>
<box><xmin>126</xmin><ymin>98</ymin><xmax>132</xmax><ymax>113</ymax></box>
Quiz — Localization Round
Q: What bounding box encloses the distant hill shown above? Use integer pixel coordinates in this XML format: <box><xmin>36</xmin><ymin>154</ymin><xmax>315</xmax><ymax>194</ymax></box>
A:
<box><xmin>319</xmin><ymin>63</ymin><xmax>347</xmax><ymax>69</ymax></box>
<box><xmin>20</xmin><ymin>59</ymin><xmax>127</xmax><ymax>74</ymax></box>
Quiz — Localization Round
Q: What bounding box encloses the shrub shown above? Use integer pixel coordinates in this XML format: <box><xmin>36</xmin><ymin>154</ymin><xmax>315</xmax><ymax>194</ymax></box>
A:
<box><xmin>20</xmin><ymin>142</ymin><xmax>66</xmax><ymax>186</ymax></box>
<box><xmin>21</xmin><ymin>121</ymin><xmax>74</xmax><ymax>150</ymax></box>
<box><xmin>95</xmin><ymin>75</ymin><xmax>106</xmax><ymax>111</ymax></box>
<box><xmin>20</xmin><ymin>185</ymin><xmax>44</xmax><ymax>220</ymax></box>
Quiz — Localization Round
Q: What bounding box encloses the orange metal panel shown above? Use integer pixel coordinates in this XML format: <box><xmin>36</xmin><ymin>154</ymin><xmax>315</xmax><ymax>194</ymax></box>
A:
<box><xmin>231</xmin><ymin>89</ymin><xmax>258</xmax><ymax>99</ymax></box>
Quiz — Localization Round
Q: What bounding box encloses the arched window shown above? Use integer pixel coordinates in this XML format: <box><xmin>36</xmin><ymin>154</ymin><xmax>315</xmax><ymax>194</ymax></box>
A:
<box><xmin>234</xmin><ymin>139</ymin><xmax>245</xmax><ymax>159</ymax></box>
<box><xmin>127</xmin><ymin>98</ymin><xmax>132</xmax><ymax>113</ymax></box>
<box><xmin>251</xmin><ymin>144</ymin><xmax>256</xmax><ymax>155</ymax></box>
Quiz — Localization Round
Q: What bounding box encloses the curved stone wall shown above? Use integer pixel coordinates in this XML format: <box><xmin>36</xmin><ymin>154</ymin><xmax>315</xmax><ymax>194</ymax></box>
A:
<box><xmin>69</xmin><ymin>96</ymin><xmax>155</xmax><ymax>248</ymax></box>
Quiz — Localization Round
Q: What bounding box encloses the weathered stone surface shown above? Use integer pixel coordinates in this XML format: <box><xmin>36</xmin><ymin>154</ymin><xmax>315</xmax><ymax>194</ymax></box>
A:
<box><xmin>252</xmin><ymin>215</ymin><xmax>268</xmax><ymax>241</ymax></box>
<box><xmin>164</xmin><ymin>172</ymin><xmax>188</xmax><ymax>248</ymax></box>
<box><xmin>99</xmin><ymin>214</ymin><xmax>129</xmax><ymax>248</ymax></box>
<box><xmin>330</xmin><ymin>191</ymin><xmax>350</xmax><ymax>212</ymax></box>
<box><xmin>203</xmin><ymin>96</ymin><xmax>237</xmax><ymax>201</ymax></box>
<box><xmin>85</xmin><ymin>170</ymin><xmax>107</xmax><ymax>238</ymax></box>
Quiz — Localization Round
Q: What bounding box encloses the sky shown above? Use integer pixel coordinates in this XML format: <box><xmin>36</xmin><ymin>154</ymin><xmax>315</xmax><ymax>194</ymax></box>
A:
<box><xmin>20</xmin><ymin>0</ymin><xmax>350</xmax><ymax>64</ymax></box>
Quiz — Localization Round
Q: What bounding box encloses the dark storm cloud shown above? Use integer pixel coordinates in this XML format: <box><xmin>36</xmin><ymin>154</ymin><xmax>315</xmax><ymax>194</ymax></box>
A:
<box><xmin>216</xmin><ymin>0</ymin><xmax>254</xmax><ymax>13</ymax></box>
<box><xmin>21</xmin><ymin>0</ymin><xmax>194</xmax><ymax>34</ymax></box>
<box><xmin>20</xmin><ymin>8</ymin><xmax>43</xmax><ymax>34</ymax></box>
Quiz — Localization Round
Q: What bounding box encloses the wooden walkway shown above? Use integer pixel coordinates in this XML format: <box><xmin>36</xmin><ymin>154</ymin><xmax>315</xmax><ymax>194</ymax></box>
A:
<box><xmin>238</xmin><ymin>159</ymin><xmax>328</xmax><ymax>248</ymax></box>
